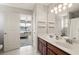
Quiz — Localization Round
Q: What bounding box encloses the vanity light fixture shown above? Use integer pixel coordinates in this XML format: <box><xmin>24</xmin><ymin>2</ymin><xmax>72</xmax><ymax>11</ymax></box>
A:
<box><xmin>51</xmin><ymin>3</ymin><xmax>72</xmax><ymax>14</ymax></box>
<box><xmin>68</xmin><ymin>3</ymin><xmax>72</xmax><ymax>8</ymax></box>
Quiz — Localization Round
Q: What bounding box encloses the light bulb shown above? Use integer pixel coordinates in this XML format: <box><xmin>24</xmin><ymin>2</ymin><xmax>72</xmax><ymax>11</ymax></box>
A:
<box><xmin>59</xmin><ymin>8</ymin><xmax>62</xmax><ymax>12</ymax></box>
<box><xmin>68</xmin><ymin>3</ymin><xmax>72</xmax><ymax>7</ymax></box>
<box><xmin>58</xmin><ymin>4</ymin><xmax>62</xmax><ymax>8</ymax></box>
<box><xmin>51</xmin><ymin>9</ymin><xmax>54</xmax><ymax>13</ymax></box>
<box><xmin>54</xmin><ymin>7</ymin><xmax>57</xmax><ymax>11</ymax></box>
<box><xmin>63</xmin><ymin>6</ymin><xmax>66</xmax><ymax>10</ymax></box>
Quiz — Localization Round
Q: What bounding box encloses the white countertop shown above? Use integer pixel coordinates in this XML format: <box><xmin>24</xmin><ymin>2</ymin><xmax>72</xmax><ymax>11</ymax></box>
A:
<box><xmin>38</xmin><ymin>34</ymin><xmax>79</xmax><ymax>55</ymax></box>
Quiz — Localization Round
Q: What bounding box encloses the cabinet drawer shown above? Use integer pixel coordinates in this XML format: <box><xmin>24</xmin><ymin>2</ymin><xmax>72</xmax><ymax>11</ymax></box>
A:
<box><xmin>42</xmin><ymin>45</ymin><xmax>47</xmax><ymax>55</ymax></box>
<box><xmin>47</xmin><ymin>43</ymin><xmax>69</xmax><ymax>55</ymax></box>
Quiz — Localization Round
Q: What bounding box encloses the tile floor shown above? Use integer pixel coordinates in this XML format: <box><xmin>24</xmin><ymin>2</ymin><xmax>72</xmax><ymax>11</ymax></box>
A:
<box><xmin>0</xmin><ymin>45</ymin><xmax>40</xmax><ymax>55</ymax></box>
<box><xmin>20</xmin><ymin>38</ymin><xmax>32</xmax><ymax>47</ymax></box>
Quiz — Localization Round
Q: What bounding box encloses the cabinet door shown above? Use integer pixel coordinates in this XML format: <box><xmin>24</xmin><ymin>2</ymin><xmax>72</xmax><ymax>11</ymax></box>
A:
<box><xmin>38</xmin><ymin>39</ymin><xmax>42</xmax><ymax>53</ymax></box>
<box><xmin>47</xmin><ymin>49</ymin><xmax>56</xmax><ymax>55</ymax></box>
<box><xmin>38</xmin><ymin>37</ymin><xmax>47</xmax><ymax>55</ymax></box>
<box><xmin>42</xmin><ymin>44</ymin><xmax>46</xmax><ymax>55</ymax></box>
<box><xmin>39</xmin><ymin>42</ymin><xmax>43</xmax><ymax>54</ymax></box>
<box><xmin>47</xmin><ymin>43</ymin><xmax>69</xmax><ymax>55</ymax></box>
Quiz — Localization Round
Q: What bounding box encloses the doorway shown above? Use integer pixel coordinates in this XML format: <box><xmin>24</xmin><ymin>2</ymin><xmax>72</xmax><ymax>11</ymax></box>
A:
<box><xmin>20</xmin><ymin>14</ymin><xmax>33</xmax><ymax>47</ymax></box>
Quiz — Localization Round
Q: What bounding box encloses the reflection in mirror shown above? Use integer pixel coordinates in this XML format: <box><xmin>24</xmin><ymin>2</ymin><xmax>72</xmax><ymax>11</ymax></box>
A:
<box><xmin>61</xmin><ymin>14</ymin><xmax>69</xmax><ymax>36</ymax></box>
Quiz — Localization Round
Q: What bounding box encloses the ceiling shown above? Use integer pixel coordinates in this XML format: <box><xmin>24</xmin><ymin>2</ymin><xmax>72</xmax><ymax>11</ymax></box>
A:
<box><xmin>0</xmin><ymin>3</ymin><xmax>35</xmax><ymax>10</ymax></box>
<box><xmin>1</xmin><ymin>3</ymin><xmax>79</xmax><ymax>12</ymax></box>
<box><xmin>0</xmin><ymin>3</ymin><xmax>50</xmax><ymax>10</ymax></box>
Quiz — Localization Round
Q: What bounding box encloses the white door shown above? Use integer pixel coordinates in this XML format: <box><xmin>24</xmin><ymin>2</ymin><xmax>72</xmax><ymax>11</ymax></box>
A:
<box><xmin>4</xmin><ymin>12</ymin><xmax>20</xmax><ymax>51</ymax></box>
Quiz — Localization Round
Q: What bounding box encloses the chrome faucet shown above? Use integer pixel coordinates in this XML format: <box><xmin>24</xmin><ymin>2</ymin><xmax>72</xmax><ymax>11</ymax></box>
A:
<box><xmin>66</xmin><ymin>39</ymin><xmax>73</xmax><ymax>44</ymax></box>
<box><xmin>56</xmin><ymin>36</ymin><xmax>59</xmax><ymax>40</ymax></box>
<box><xmin>66</xmin><ymin>37</ymin><xmax>76</xmax><ymax>44</ymax></box>
<box><xmin>49</xmin><ymin>35</ymin><xmax>53</xmax><ymax>38</ymax></box>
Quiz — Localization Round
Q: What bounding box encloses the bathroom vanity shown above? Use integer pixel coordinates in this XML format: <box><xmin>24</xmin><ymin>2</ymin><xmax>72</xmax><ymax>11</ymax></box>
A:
<box><xmin>38</xmin><ymin>34</ymin><xmax>79</xmax><ymax>55</ymax></box>
<box><xmin>38</xmin><ymin>37</ymin><xmax>70</xmax><ymax>55</ymax></box>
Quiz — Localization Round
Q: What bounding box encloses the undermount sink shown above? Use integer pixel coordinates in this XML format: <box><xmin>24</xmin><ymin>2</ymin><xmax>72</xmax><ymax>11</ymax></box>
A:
<box><xmin>49</xmin><ymin>35</ymin><xmax>54</xmax><ymax>38</ymax></box>
<box><xmin>55</xmin><ymin>41</ymin><xmax>72</xmax><ymax>49</ymax></box>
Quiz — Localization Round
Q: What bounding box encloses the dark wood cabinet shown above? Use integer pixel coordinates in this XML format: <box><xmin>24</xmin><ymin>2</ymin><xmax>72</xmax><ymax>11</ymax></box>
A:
<box><xmin>38</xmin><ymin>37</ymin><xmax>47</xmax><ymax>55</ymax></box>
<box><xmin>47</xmin><ymin>48</ymin><xmax>56</xmax><ymax>55</ymax></box>
<box><xmin>38</xmin><ymin>37</ymin><xmax>70</xmax><ymax>55</ymax></box>
<box><xmin>42</xmin><ymin>44</ymin><xmax>47</xmax><ymax>55</ymax></box>
<box><xmin>47</xmin><ymin>42</ymin><xmax>69</xmax><ymax>55</ymax></box>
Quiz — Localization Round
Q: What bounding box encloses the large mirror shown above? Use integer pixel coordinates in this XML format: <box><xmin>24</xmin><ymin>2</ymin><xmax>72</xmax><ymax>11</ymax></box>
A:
<box><xmin>59</xmin><ymin>11</ymin><xmax>79</xmax><ymax>40</ymax></box>
<box><xmin>61</xmin><ymin>14</ymin><xmax>69</xmax><ymax>36</ymax></box>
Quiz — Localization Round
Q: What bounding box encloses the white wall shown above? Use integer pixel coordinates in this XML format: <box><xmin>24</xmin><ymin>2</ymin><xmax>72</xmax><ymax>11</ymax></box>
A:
<box><xmin>47</xmin><ymin>6</ymin><xmax>56</xmax><ymax>35</ymax></box>
<box><xmin>32</xmin><ymin>4</ymin><xmax>48</xmax><ymax>52</ymax></box>
<box><xmin>32</xmin><ymin>5</ymin><xmax>37</xmax><ymax>52</ymax></box>
<box><xmin>0</xmin><ymin>5</ymin><xmax>32</xmax><ymax>15</ymax></box>
<box><xmin>0</xmin><ymin>5</ymin><xmax>33</xmax><ymax>51</ymax></box>
<box><xmin>36</xmin><ymin>4</ymin><xmax>48</xmax><ymax>35</ymax></box>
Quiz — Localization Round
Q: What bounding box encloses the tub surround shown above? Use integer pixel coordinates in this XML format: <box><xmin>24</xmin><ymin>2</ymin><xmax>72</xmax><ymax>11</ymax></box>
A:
<box><xmin>38</xmin><ymin>34</ymin><xmax>79</xmax><ymax>55</ymax></box>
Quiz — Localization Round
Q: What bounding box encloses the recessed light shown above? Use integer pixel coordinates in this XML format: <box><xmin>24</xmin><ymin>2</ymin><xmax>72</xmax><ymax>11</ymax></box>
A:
<box><xmin>58</xmin><ymin>4</ymin><xmax>62</xmax><ymax>8</ymax></box>
<box><xmin>68</xmin><ymin>3</ymin><xmax>72</xmax><ymax>7</ymax></box>
<box><xmin>51</xmin><ymin>9</ymin><xmax>54</xmax><ymax>13</ymax></box>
